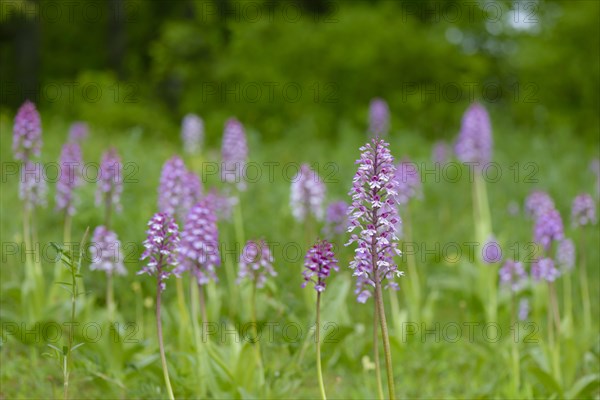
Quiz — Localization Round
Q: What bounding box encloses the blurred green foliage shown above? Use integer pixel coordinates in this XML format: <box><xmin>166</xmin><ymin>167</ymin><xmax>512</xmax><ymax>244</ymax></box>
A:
<box><xmin>1</xmin><ymin>0</ymin><xmax>598</xmax><ymax>142</ymax></box>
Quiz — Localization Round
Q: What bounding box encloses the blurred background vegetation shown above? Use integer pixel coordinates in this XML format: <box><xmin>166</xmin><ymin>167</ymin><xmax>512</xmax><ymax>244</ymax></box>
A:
<box><xmin>1</xmin><ymin>0</ymin><xmax>598</xmax><ymax>144</ymax></box>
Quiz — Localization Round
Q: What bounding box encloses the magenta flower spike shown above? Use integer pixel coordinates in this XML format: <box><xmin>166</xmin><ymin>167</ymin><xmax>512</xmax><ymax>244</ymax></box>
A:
<box><xmin>368</xmin><ymin>98</ymin><xmax>390</xmax><ymax>137</ymax></box>
<box><xmin>20</xmin><ymin>161</ymin><xmax>47</xmax><ymax>211</ymax></box>
<box><xmin>181</xmin><ymin>114</ymin><xmax>204</xmax><ymax>154</ymax></box>
<box><xmin>323</xmin><ymin>201</ymin><xmax>349</xmax><ymax>238</ymax></box>
<box><xmin>138</xmin><ymin>213</ymin><xmax>178</xmax><ymax>399</ymax></box>
<box><xmin>347</xmin><ymin>138</ymin><xmax>400</xmax><ymax>399</ymax></box>
<box><xmin>395</xmin><ymin>158</ymin><xmax>422</xmax><ymax>206</ymax></box>
<box><xmin>13</xmin><ymin>100</ymin><xmax>42</xmax><ymax>162</ymax></box>
<box><xmin>531</xmin><ymin>257</ymin><xmax>560</xmax><ymax>282</ymax></box>
<box><xmin>221</xmin><ymin>118</ymin><xmax>248</xmax><ymax>190</ymax></box>
<box><xmin>454</xmin><ymin>102</ymin><xmax>492</xmax><ymax>169</ymax></box>
<box><xmin>138</xmin><ymin>213</ymin><xmax>180</xmax><ymax>292</ymax></box>
<box><xmin>571</xmin><ymin>193</ymin><xmax>597</xmax><ymax>228</ymax></box>
<box><xmin>175</xmin><ymin>198</ymin><xmax>220</xmax><ymax>285</ymax></box>
<box><xmin>158</xmin><ymin>156</ymin><xmax>200</xmax><ymax>220</ymax></box>
<box><xmin>89</xmin><ymin>226</ymin><xmax>126</xmax><ymax>276</ymax></box>
<box><xmin>237</xmin><ymin>239</ymin><xmax>276</xmax><ymax>288</ymax></box>
<box><xmin>525</xmin><ymin>190</ymin><xmax>555</xmax><ymax>219</ymax></box>
<box><xmin>181</xmin><ymin>171</ymin><xmax>203</xmax><ymax>218</ymax></box>
<box><xmin>56</xmin><ymin>142</ymin><xmax>83</xmax><ymax>216</ymax></box>
<box><xmin>556</xmin><ymin>238</ymin><xmax>575</xmax><ymax>272</ymax></box>
<box><xmin>96</xmin><ymin>148</ymin><xmax>123</xmax><ymax>214</ymax></box>
<box><xmin>533</xmin><ymin>208</ymin><xmax>564</xmax><ymax>251</ymax></box>
<box><xmin>290</xmin><ymin>163</ymin><xmax>326</xmax><ymax>222</ymax></box>
<box><xmin>68</xmin><ymin>122</ymin><xmax>89</xmax><ymax>143</ymax></box>
<box><xmin>499</xmin><ymin>260</ymin><xmax>527</xmax><ymax>292</ymax></box>
<box><xmin>302</xmin><ymin>240</ymin><xmax>339</xmax><ymax>292</ymax></box>
<box><xmin>346</xmin><ymin>138</ymin><xmax>403</xmax><ymax>303</ymax></box>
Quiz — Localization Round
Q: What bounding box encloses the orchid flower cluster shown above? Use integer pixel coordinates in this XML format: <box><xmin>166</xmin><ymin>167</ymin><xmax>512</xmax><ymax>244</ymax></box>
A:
<box><xmin>346</xmin><ymin>138</ymin><xmax>403</xmax><ymax>303</ymax></box>
<box><xmin>13</xmin><ymin>101</ymin><xmax>47</xmax><ymax>211</ymax></box>
<box><xmin>89</xmin><ymin>226</ymin><xmax>126</xmax><ymax>276</ymax></box>
<box><xmin>68</xmin><ymin>122</ymin><xmax>89</xmax><ymax>143</ymax></box>
<box><xmin>322</xmin><ymin>201</ymin><xmax>349</xmax><ymax>238</ymax></box>
<box><xmin>368</xmin><ymin>98</ymin><xmax>390</xmax><ymax>137</ymax></box>
<box><xmin>302</xmin><ymin>240</ymin><xmax>339</xmax><ymax>292</ymax></box>
<box><xmin>56</xmin><ymin>142</ymin><xmax>83</xmax><ymax>216</ymax></box>
<box><xmin>237</xmin><ymin>240</ymin><xmax>276</xmax><ymax>288</ymax></box>
<box><xmin>158</xmin><ymin>156</ymin><xmax>203</xmax><ymax>221</ymax></box>
<box><xmin>96</xmin><ymin>148</ymin><xmax>123</xmax><ymax>215</ymax></box>
<box><xmin>395</xmin><ymin>157</ymin><xmax>422</xmax><ymax>206</ymax></box>
<box><xmin>221</xmin><ymin>118</ymin><xmax>248</xmax><ymax>190</ymax></box>
<box><xmin>176</xmin><ymin>198</ymin><xmax>221</xmax><ymax>285</ymax></box>
<box><xmin>181</xmin><ymin>113</ymin><xmax>204</xmax><ymax>154</ymax></box>
<box><xmin>290</xmin><ymin>164</ymin><xmax>326</xmax><ymax>222</ymax></box>
<box><xmin>138</xmin><ymin>213</ymin><xmax>180</xmax><ymax>292</ymax></box>
<box><xmin>454</xmin><ymin>102</ymin><xmax>492</xmax><ymax>169</ymax></box>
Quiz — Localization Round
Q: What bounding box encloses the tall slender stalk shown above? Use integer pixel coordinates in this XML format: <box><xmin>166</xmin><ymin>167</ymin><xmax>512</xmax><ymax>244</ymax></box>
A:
<box><xmin>104</xmin><ymin>195</ymin><xmax>112</xmax><ymax>228</ymax></box>
<box><xmin>548</xmin><ymin>282</ymin><xmax>561</xmax><ymax>333</ymax></box>
<box><xmin>223</xmin><ymin>228</ymin><xmax>238</xmax><ymax>320</ymax></box>
<box><xmin>234</xmin><ymin>194</ymin><xmax>246</xmax><ymax>249</ymax></box>
<box><xmin>106</xmin><ymin>272</ymin><xmax>115</xmax><ymax>321</ymax></box>
<box><xmin>547</xmin><ymin>283</ymin><xmax>562</xmax><ymax>385</ymax></box>
<box><xmin>577</xmin><ymin>233</ymin><xmax>591</xmax><ymax>330</ymax></box>
<box><xmin>22</xmin><ymin>204</ymin><xmax>38</xmax><ymax>320</ymax></box>
<box><xmin>403</xmin><ymin>207</ymin><xmax>421</xmax><ymax>321</ymax></box>
<box><xmin>374</xmin><ymin>304</ymin><xmax>384</xmax><ymax>400</ymax></box>
<box><xmin>250</xmin><ymin>282</ymin><xmax>263</xmax><ymax>371</ymax></box>
<box><xmin>190</xmin><ymin>278</ymin><xmax>207</xmax><ymax>397</ymax></box>
<box><xmin>175</xmin><ymin>278</ymin><xmax>191</xmax><ymax>344</ymax></box>
<box><xmin>474</xmin><ymin>173</ymin><xmax>496</xmax><ymax>323</ymax></box>
<box><xmin>510</xmin><ymin>293</ymin><xmax>520</xmax><ymax>394</ymax></box>
<box><xmin>52</xmin><ymin>213</ymin><xmax>74</xmax><ymax>303</ymax></box>
<box><xmin>316</xmin><ymin>292</ymin><xmax>327</xmax><ymax>400</ymax></box>
<box><xmin>31</xmin><ymin>208</ymin><xmax>45</xmax><ymax>313</ymax></box>
<box><xmin>563</xmin><ymin>272</ymin><xmax>572</xmax><ymax>326</ymax></box>
<box><xmin>374</xmin><ymin>280</ymin><xmax>396</xmax><ymax>400</ymax></box>
<box><xmin>198</xmin><ymin>283</ymin><xmax>208</xmax><ymax>324</ymax></box>
<box><xmin>156</xmin><ymin>281</ymin><xmax>175</xmax><ymax>400</ymax></box>
<box><xmin>64</xmin><ymin>244</ymin><xmax>78</xmax><ymax>400</ymax></box>
<box><xmin>59</xmin><ymin>227</ymin><xmax>89</xmax><ymax>400</ymax></box>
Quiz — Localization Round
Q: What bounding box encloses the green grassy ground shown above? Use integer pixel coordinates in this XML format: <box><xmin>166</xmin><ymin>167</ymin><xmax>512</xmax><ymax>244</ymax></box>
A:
<box><xmin>1</xmin><ymin>112</ymin><xmax>598</xmax><ymax>399</ymax></box>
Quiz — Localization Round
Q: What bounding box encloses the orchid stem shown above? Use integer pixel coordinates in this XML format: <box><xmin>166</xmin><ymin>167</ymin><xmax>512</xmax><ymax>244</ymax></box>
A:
<box><xmin>316</xmin><ymin>292</ymin><xmax>327</xmax><ymax>400</ymax></box>
<box><xmin>374</xmin><ymin>280</ymin><xmax>396</xmax><ymax>400</ymax></box>
<box><xmin>374</xmin><ymin>303</ymin><xmax>384</xmax><ymax>400</ymax></box>
<box><xmin>156</xmin><ymin>283</ymin><xmax>175</xmax><ymax>400</ymax></box>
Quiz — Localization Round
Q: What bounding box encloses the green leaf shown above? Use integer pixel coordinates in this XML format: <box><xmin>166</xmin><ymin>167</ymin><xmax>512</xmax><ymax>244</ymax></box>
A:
<box><xmin>528</xmin><ymin>365</ymin><xmax>563</xmax><ymax>396</ymax></box>
<box><xmin>565</xmin><ymin>374</ymin><xmax>600</xmax><ymax>399</ymax></box>
<box><xmin>46</xmin><ymin>343</ymin><xmax>62</xmax><ymax>353</ymax></box>
<box><xmin>71</xmin><ymin>342</ymin><xmax>85</xmax><ymax>352</ymax></box>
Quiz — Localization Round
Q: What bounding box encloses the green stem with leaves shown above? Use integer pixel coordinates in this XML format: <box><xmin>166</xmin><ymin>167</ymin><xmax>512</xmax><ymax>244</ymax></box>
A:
<box><xmin>54</xmin><ymin>227</ymin><xmax>89</xmax><ymax>400</ymax></box>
